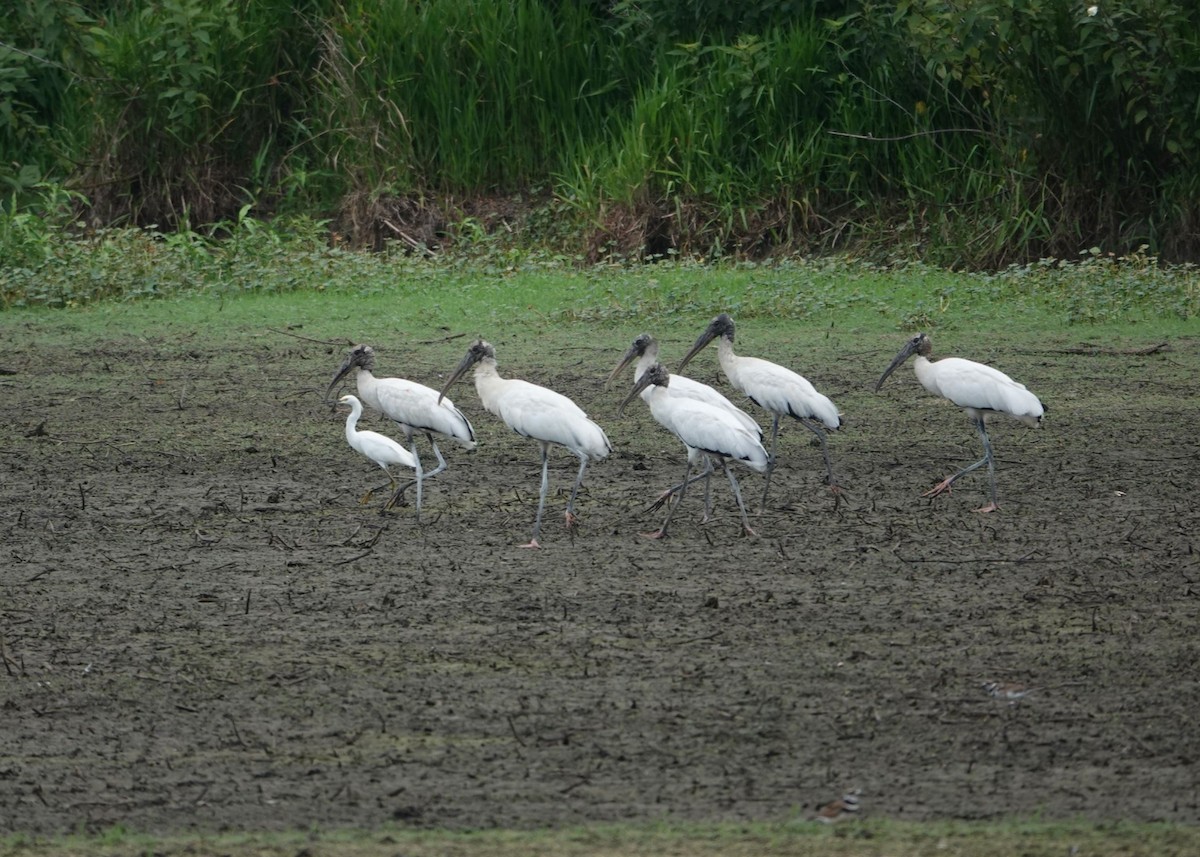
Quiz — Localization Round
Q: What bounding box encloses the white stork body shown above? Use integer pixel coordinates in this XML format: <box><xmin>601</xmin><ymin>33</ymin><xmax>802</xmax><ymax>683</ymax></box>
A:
<box><xmin>327</xmin><ymin>345</ymin><xmax>475</xmax><ymax>520</ymax></box>
<box><xmin>441</xmin><ymin>340</ymin><xmax>611</xmax><ymax>547</ymax></box>
<box><xmin>337</xmin><ymin>395</ymin><xmax>419</xmax><ymax>512</ymax></box>
<box><xmin>620</xmin><ymin>363</ymin><xmax>769</xmax><ymax>537</ymax></box>
<box><xmin>875</xmin><ymin>333</ymin><xmax>1044</xmax><ymax>512</ymax></box>
<box><xmin>911</xmin><ymin>356</ymin><xmax>1044</xmax><ymax>427</ymax></box>
<box><xmin>607</xmin><ymin>333</ymin><xmax>761</xmax><ymax>512</ymax></box>
<box><xmin>623</xmin><ymin>342</ymin><xmax>762</xmax><ymax>435</ymax></box>
<box><xmin>678</xmin><ymin>314</ymin><xmax>842</xmax><ymax>506</ymax></box>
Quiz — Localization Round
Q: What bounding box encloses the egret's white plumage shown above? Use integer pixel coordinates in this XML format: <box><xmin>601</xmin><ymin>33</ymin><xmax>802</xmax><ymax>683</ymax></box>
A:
<box><xmin>678</xmin><ymin>313</ymin><xmax>842</xmax><ymax>505</ymax></box>
<box><xmin>607</xmin><ymin>333</ymin><xmax>761</xmax><ymax>510</ymax></box>
<box><xmin>620</xmin><ymin>362</ymin><xmax>769</xmax><ymax>538</ymax></box>
<box><xmin>875</xmin><ymin>332</ymin><xmax>1045</xmax><ymax>512</ymax></box>
<box><xmin>440</xmin><ymin>339</ymin><xmax>611</xmax><ymax>547</ymax></box>
<box><xmin>336</xmin><ymin>394</ymin><xmax>419</xmax><ymax>512</ymax></box>
<box><xmin>327</xmin><ymin>344</ymin><xmax>475</xmax><ymax>519</ymax></box>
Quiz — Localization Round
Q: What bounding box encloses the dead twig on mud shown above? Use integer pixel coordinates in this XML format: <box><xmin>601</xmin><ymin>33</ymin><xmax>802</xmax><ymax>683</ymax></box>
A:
<box><xmin>416</xmin><ymin>332</ymin><xmax>468</xmax><ymax>345</ymax></box>
<box><xmin>225</xmin><ymin>713</ymin><xmax>249</xmax><ymax>748</ymax></box>
<box><xmin>561</xmin><ymin>777</ymin><xmax>591</xmax><ymax>795</ymax></box>
<box><xmin>896</xmin><ymin>550</ymin><xmax>1042</xmax><ymax>564</ymax></box>
<box><xmin>267</xmin><ymin>326</ymin><xmax>351</xmax><ymax>347</ymax></box>
<box><xmin>674</xmin><ymin>631</ymin><xmax>725</xmax><ymax>646</ymax></box>
<box><xmin>1040</xmin><ymin>342</ymin><xmax>1172</xmax><ymax>356</ymax></box>
<box><xmin>334</xmin><ymin>549</ymin><xmax>375</xmax><ymax>566</ymax></box>
<box><xmin>506</xmin><ymin>715</ymin><xmax>526</xmax><ymax>747</ymax></box>
<box><xmin>1</xmin><ymin>633</ymin><xmax>21</xmax><ymax>676</ymax></box>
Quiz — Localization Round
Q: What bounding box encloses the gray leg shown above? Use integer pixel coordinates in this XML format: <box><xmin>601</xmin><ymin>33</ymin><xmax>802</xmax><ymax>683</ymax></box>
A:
<box><xmin>648</xmin><ymin>454</ymin><xmax>712</xmax><ymax>513</ymax></box>
<box><xmin>524</xmin><ymin>443</ymin><xmax>551</xmax><ymax>547</ymax></box>
<box><xmin>761</xmin><ymin>413</ymin><xmax>781</xmax><ymax>508</ymax></box>
<box><xmin>566</xmin><ymin>453</ymin><xmax>590</xmax><ymax>525</ymax></box>
<box><xmin>423</xmin><ymin>435</ymin><xmax>449</xmax><ymax>478</ymax></box>
<box><xmin>724</xmin><ymin>459</ymin><xmax>756</xmax><ymax>536</ymax></box>
<box><xmin>391</xmin><ymin>434</ymin><xmax>449</xmax><ymax>515</ymax></box>
<box><xmin>799</xmin><ymin>418</ymin><xmax>837</xmax><ymax>488</ymax></box>
<box><xmin>923</xmin><ymin>417</ymin><xmax>993</xmax><ymax>503</ymax></box>
<box><xmin>649</xmin><ymin>455</ymin><xmax>700</xmax><ymax>539</ymax></box>
<box><xmin>382</xmin><ymin>439</ymin><xmax>423</xmax><ymax>519</ymax></box>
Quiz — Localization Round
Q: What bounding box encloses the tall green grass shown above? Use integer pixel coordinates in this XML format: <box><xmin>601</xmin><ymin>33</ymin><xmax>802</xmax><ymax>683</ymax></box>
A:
<box><xmin>3</xmin><ymin>1</ymin><xmax>1199</xmax><ymax>266</ymax></box>
<box><xmin>314</xmin><ymin>0</ymin><xmax>631</xmax><ymax>195</ymax></box>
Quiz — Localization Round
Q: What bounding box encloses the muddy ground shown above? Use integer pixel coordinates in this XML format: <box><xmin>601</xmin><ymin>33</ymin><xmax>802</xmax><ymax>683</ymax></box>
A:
<box><xmin>1</xmin><ymin>321</ymin><xmax>1198</xmax><ymax>836</ymax></box>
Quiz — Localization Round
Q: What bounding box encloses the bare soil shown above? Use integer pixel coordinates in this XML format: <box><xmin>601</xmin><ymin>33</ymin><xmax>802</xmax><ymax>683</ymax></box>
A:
<box><xmin>2</xmin><ymin>324</ymin><xmax>1198</xmax><ymax>835</ymax></box>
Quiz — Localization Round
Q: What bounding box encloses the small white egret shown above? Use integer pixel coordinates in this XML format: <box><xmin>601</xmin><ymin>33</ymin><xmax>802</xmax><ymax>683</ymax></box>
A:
<box><xmin>336</xmin><ymin>394</ymin><xmax>419</xmax><ymax>513</ymax></box>
<box><xmin>439</xmin><ymin>339</ymin><xmax>611</xmax><ymax>548</ymax></box>
<box><xmin>619</xmin><ymin>362</ymin><xmax>770</xmax><ymax>538</ymax></box>
<box><xmin>327</xmin><ymin>344</ymin><xmax>475</xmax><ymax>518</ymax></box>
<box><xmin>678</xmin><ymin>313</ymin><xmax>842</xmax><ymax>506</ymax></box>
<box><xmin>875</xmin><ymin>332</ymin><xmax>1045</xmax><ymax>512</ymax></box>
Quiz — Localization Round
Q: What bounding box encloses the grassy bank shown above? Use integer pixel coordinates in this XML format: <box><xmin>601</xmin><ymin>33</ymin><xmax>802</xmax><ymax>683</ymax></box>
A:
<box><xmin>2</xmin><ymin>220</ymin><xmax>1197</xmax><ymax>334</ymax></box>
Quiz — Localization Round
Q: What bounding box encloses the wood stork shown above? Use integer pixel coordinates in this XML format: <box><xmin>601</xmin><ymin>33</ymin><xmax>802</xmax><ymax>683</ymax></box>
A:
<box><xmin>677</xmin><ymin>313</ymin><xmax>842</xmax><ymax>506</ymax></box>
<box><xmin>438</xmin><ymin>339</ymin><xmax>611</xmax><ymax>548</ymax></box>
<box><xmin>607</xmin><ymin>332</ymin><xmax>762</xmax><ymax>515</ymax></box>
<box><xmin>326</xmin><ymin>344</ymin><xmax>475</xmax><ymax>521</ymax></box>
<box><xmin>619</xmin><ymin>362</ymin><xmax>770</xmax><ymax>538</ymax></box>
<box><xmin>874</xmin><ymin>332</ymin><xmax>1044</xmax><ymax>513</ymax></box>
<box><xmin>336</xmin><ymin>395</ymin><xmax>419</xmax><ymax>512</ymax></box>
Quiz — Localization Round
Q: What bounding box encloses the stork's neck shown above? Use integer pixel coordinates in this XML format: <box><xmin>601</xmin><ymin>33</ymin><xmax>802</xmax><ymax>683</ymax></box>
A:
<box><xmin>717</xmin><ymin>336</ymin><xmax>738</xmax><ymax>372</ymax></box>
<box><xmin>912</xmin><ymin>355</ymin><xmax>937</xmax><ymax>393</ymax></box>
<box><xmin>353</xmin><ymin>368</ymin><xmax>381</xmax><ymax>408</ymax></box>
<box><xmin>634</xmin><ymin>350</ymin><xmax>656</xmax><ymax>382</ymax></box>
<box><xmin>645</xmin><ymin>384</ymin><xmax>671</xmax><ymax>415</ymax></box>
<box><xmin>355</xmin><ymin>367</ymin><xmax>377</xmax><ymax>392</ymax></box>
<box><xmin>472</xmin><ymin>359</ymin><xmax>507</xmax><ymax>415</ymax></box>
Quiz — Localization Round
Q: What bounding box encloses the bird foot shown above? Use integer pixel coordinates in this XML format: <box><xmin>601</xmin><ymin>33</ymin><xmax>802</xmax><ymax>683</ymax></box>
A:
<box><xmin>741</xmin><ymin>524</ymin><xmax>757</xmax><ymax>538</ymax></box>
<box><xmin>975</xmin><ymin>501</ymin><xmax>999</xmax><ymax>513</ymax></box>
<box><xmin>519</xmin><ymin>539</ymin><xmax>542</xmax><ymax>549</ymax></box>
<box><xmin>922</xmin><ymin>478</ymin><xmax>954</xmax><ymax>498</ymax></box>
<box><xmin>564</xmin><ymin>510</ymin><xmax>579</xmax><ymax>529</ymax></box>
<box><xmin>646</xmin><ymin>489</ymin><xmax>675</xmax><ymax>514</ymax></box>
<box><xmin>642</xmin><ymin>529</ymin><xmax>668</xmax><ymax>540</ymax></box>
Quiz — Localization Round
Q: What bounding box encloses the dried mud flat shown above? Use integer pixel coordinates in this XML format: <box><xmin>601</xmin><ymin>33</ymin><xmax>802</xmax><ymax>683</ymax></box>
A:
<box><xmin>1</xmin><ymin>324</ymin><xmax>1198</xmax><ymax>836</ymax></box>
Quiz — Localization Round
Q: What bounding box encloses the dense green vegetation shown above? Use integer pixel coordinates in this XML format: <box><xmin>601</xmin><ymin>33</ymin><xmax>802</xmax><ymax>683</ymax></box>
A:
<box><xmin>3</xmin><ymin>0</ymin><xmax>1198</xmax><ymax>268</ymax></box>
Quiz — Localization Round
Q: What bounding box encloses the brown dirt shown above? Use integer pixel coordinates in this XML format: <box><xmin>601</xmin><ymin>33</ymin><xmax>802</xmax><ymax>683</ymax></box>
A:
<box><xmin>2</xmin><ymin>327</ymin><xmax>1198</xmax><ymax>836</ymax></box>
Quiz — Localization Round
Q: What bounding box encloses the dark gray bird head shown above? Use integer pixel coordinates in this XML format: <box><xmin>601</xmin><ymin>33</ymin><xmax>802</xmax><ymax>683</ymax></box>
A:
<box><xmin>605</xmin><ymin>333</ymin><xmax>659</xmax><ymax>386</ymax></box>
<box><xmin>875</xmin><ymin>333</ymin><xmax>931</xmax><ymax>392</ymax></box>
<box><xmin>677</xmin><ymin>313</ymin><xmax>735</xmax><ymax>373</ymax></box>
<box><xmin>438</xmin><ymin>339</ymin><xmax>494</xmax><ymax>403</ymax></box>
<box><xmin>617</xmin><ymin>361</ymin><xmax>670</xmax><ymax>417</ymax></box>
<box><xmin>325</xmin><ymin>344</ymin><xmax>376</xmax><ymax>402</ymax></box>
